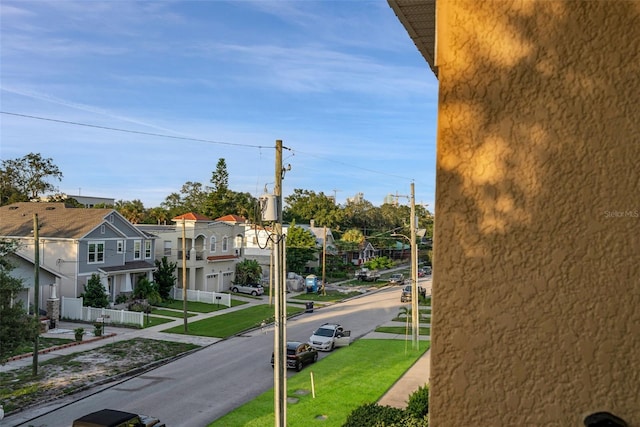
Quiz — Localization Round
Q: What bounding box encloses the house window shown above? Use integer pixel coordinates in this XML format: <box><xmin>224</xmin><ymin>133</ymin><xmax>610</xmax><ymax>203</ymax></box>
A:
<box><xmin>222</xmin><ymin>236</ymin><xmax>229</xmax><ymax>252</ymax></box>
<box><xmin>100</xmin><ymin>224</ymin><xmax>105</xmax><ymax>234</ymax></box>
<box><xmin>133</xmin><ymin>240</ymin><xmax>142</xmax><ymax>260</ymax></box>
<box><xmin>88</xmin><ymin>241</ymin><xmax>105</xmax><ymax>263</ymax></box>
<box><xmin>117</xmin><ymin>240</ymin><xmax>124</xmax><ymax>254</ymax></box>
<box><xmin>144</xmin><ymin>240</ymin><xmax>152</xmax><ymax>259</ymax></box>
<box><xmin>164</xmin><ymin>240</ymin><xmax>172</xmax><ymax>256</ymax></box>
<box><xmin>210</xmin><ymin>236</ymin><xmax>217</xmax><ymax>253</ymax></box>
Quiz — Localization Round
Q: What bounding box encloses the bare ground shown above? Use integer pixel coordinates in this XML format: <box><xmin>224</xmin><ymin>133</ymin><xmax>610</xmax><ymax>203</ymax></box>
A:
<box><xmin>0</xmin><ymin>338</ymin><xmax>200</xmax><ymax>415</ymax></box>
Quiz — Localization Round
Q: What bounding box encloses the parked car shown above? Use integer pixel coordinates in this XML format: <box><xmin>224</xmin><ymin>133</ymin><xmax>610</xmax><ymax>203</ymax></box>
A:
<box><xmin>420</xmin><ymin>266</ymin><xmax>432</xmax><ymax>276</ymax></box>
<box><xmin>388</xmin><ymin>273</ymin><xmax>405</xmax><ymax>285</ymax></box>
<box><xmin>308</xmin><ymin>323</ymin><xmax>351</xmax><ymax>351</ymax></box>
<box><xmin>271</xmin><ymin>341</ymin><xmax>318</xmax><ymax>371</ymax></box>
<box><xmin>231</xmin><ymin>283</ymin><xmax>264</xmax><ymax>296</ymax></box>
<box><xmin>73</xmin><ymin>409</ymin><xmax>165</xmax><ymax>427</ymax></box>
<box><xmin>400</xmin><ymin>284</ymin><xmax>427</xmax><ymax>302</ymax></box>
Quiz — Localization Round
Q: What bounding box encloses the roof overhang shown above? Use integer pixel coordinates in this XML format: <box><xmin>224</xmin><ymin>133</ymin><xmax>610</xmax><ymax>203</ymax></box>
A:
<box><xmin>388</xmin><ymin>0</ymin><xmax>437</xmax><ymax>77</ymax></box>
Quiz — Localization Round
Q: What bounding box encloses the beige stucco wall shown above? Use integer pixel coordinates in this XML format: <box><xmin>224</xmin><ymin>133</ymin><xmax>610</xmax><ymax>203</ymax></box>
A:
<box><xmin>431</xmin><ymin>1</ymin><xmax>640</xmax><ymax>425</ymax></box>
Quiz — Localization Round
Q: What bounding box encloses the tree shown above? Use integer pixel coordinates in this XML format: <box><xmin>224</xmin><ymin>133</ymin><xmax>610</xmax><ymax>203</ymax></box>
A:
<box><xmin>115</xmin><ymin>199</ymin><xmax>146</xmax><ymax>224</ymax></box>
<box><xmin>154</xmin><ymin>257</ymin><xmax>177</xmax><ymax>300</ymax></box>
<box><xmin>283</xmin><ymin>189</ymin><xmax>343</xmax><ymax>230</ymax></box>
<box><xmin>286</xmin><ymin>221</ymin><xmax>318</xmax><ymax>274</ymax></box>
<box><xmin>0</xmin><ymin>152</ymin><xmax>63</xmax><ymax>205</ymax></box>
<box><xmin>132</xmin><ymin>277</ymin><xmax>161</xmax><ymax>304</ymax></box>
<box><xmin>234</xmin><ymin>259</ymin><xmax>262</xmax><ymax>285</ymax></box>
<box><xmin>81</xmin><ymin>274</ymin><xmax>109</xmax><ymax>308</ymax></box>
<box><xmin>0</xmin><ymin>239</ymin><xmax>38</xmax><ymax>363</ymax></box>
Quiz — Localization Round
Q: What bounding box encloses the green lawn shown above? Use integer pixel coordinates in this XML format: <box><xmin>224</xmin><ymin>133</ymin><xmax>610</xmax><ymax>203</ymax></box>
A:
<box><xmin>375</xmin><ymin>326</ymin><xmax>431</xmax><ymax>335</ymax></box>
<box><xmin>209</xmin><ymin>339</ymin><xmax>429</xmax><ymax>427</ymax></box>
<box><xmin>142</xmin><ymin>316</ymin><xmax>177</xmax><ymax>328</ymax></box>
<box><xmin>151</xmin><ymin>308</ymin><xmax>198</xmax><ymax>318</ymax></box>
<box><xmin>155</xmin><ymin>298</ymin><xmax>247</xmax><ymax>313</ymax></box>
<box><xmin>162</xmin><ymin>304</ymin><xmax>304</xmax><ymax>338</ymax></box>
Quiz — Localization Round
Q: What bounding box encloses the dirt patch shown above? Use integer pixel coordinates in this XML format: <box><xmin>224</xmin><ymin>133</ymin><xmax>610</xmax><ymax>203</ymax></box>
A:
<box><xmin>0</xmin><ymin>338</ymin><xmax>200</xmax><ymax>415</ymax></box>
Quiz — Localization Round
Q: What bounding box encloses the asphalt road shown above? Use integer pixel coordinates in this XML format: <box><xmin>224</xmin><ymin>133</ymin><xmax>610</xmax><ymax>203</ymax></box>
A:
<box><xmin>10</xmin><ymin>286</ymin><xmax>405</xmax><ymax>427</ymax></box>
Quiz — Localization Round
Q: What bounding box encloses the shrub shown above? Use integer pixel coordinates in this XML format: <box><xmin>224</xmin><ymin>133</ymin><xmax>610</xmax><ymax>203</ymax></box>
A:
<box><xmin>115</xmin><ymin>293</ymin><xmax>129</xmax><ymax>304</ymax></box>
<box><xmin>81</xmin><ymin>274</ymin><xmax>109</xmax><ymax>308</ymax></box>
<box><xmin>343</xmin><ymin>403</ymin><xmax>405</xmax><ymax>427</ymax></box>
<box><xmin>406</xmin><ymin>385</ymin><xmax>429</xmax><ymax>419</ymax></box>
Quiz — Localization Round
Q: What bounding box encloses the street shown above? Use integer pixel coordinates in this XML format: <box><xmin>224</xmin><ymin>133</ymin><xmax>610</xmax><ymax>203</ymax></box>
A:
<box><xmin>8</xmin><ymin>285</ymin><xmax>410</xmax><ymax>427</ymax></box>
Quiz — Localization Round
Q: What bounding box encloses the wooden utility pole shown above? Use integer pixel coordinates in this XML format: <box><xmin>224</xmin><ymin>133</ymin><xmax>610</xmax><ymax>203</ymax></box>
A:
<box><xmin>273</xmin><ymin>140</ymin><xmax>287</xmax><ymax>427</ymax></box>
<box><xmin>182</xmin><ymin>219</ymin><xmax>188</xmax><ymax>332</ymax></box>
<box><xmin>322</xmin><ymin>226</ymin><xmax>327</xmax><ymax>296</ymax></box>
<box><xmin>410</xmin><ymin>183</ymin><xmax>419</xmax><ymax>350</ymax></box>
<box><xmin>32</xmin><ymin>213</ymin><xmax>39</xmax><ymax>376</ymax></box>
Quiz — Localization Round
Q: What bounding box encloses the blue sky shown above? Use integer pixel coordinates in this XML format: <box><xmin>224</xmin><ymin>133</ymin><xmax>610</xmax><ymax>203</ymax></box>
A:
<box><xmin>0</xmin><ymin>0</ymin><xmax>438</xmax><ymax>211</ymax></box>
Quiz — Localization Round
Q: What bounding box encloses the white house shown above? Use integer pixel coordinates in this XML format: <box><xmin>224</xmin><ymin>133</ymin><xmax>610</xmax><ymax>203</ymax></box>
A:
<box><xmin>137</xmin><ymin>213</ymin><xmax>245</xmax><ymax>292</ymax></box>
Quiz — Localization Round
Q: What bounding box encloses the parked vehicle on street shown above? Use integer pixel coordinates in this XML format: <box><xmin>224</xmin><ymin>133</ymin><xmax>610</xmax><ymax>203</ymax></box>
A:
<box><xmin>420</xmin><ymin>266</ymin><xmax>432</xmax><ymax>276</ymax></box>
<box><xmin>271</xmin><ymin>341</ymin><xmax>318</xmax><ymax>371</ymax></box>
<box><xmin>231</xmin><ymin>283</ymin><xmax>264</xmax><ymax>296</ymax></box>
<box><xmin>400</xmin><ymin>284</ymin><xmax>427</xmax><ymax>302</ymax></box>
<box><xmin>388</xmin><ymin>273</ymin><xmax>405</xmax><ymax>285</ymax></box>
<box><xmin>73</xmin><ymin>409</ymin><xmax>165</xmax><ymax>427</ymax></box>
<box><xmin>308</xmin><ymin>323</ymin><xmax>351</xmax><ymax>351</ymax></box>
<box><xmin>355</xmin><ymin>267</ymin><xmax>381</xmax><ymax>282</ymax></box>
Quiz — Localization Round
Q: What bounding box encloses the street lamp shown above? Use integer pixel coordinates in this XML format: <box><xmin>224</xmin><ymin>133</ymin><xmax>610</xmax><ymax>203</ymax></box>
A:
<box><xmin>391</xmin><ymin>232</ymin><xmax>419</xmax><ymax>350</ymax></box>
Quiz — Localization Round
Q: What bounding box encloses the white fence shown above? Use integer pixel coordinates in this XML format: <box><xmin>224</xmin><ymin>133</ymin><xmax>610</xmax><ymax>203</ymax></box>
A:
<box><xmin>61</xmin><ymin>297</ymin><xmax>144</xmax><ymax>327</ymax></box>
<box><xmin>170</xmin><ymin>287</ymin><xmax>231</xmax><ymax>307</ymax></box>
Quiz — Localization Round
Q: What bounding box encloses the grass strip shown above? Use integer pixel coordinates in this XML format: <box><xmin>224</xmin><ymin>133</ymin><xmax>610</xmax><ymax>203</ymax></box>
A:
<box><xmin>161</xmin><ymin>304</ymin><xmax>304</xmax><ymax>338</ymax></box>
<box><xmin>209</xmin><ymin>339</ymin><xmax>429</xmax><ymax>427</ymax></box>
<box><xmin>155</xmin><ymin>298</ymin><xmax>247</xmax><ymax>313</ymax></box>
<box><xmin>375</xmin><ymin>326</ymin><xmax>431</xmax><ymax>335</ymax></box>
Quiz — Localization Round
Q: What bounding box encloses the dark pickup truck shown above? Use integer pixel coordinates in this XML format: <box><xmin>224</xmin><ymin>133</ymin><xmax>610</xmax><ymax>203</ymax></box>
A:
<box><xmin>72</xmin><ymin>409</ymin><xmax>165</xmax><ymax>427</ymax></box>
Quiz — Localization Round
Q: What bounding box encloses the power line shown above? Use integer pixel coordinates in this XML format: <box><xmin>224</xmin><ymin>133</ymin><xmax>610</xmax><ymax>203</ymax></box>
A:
<box><xmin>2</xmin><ymin>110</ymin><xmax>416</xmax><ymax>182</ymax></box>
<box><xmin>0</xmin><ymin>111</ymin><xmax>272</xmax><ymax>149</ymax></box>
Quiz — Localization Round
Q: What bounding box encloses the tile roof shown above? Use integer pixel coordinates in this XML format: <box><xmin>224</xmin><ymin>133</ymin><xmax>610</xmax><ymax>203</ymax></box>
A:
<box><xmin>172</xmin><ymin>212</ymin><xmax>213</xmax><ymax>221</ymax></box>
<box><xmin>215</xmin><ymin>214</ymin><xmax>246</xmax><ymax>223</ymax></box>
<box><xmin>0</xmin><ymin>202</ymin><xmax>114</xmax><ymax>239</ymax></box>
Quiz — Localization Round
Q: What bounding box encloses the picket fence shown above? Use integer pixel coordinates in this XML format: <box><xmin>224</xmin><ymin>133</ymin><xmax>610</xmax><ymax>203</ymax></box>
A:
<box><xmin>170</xmin><ymin>287</ymin><xmax>231</xmax><ymax>307</ymax></box>
<box><xmin>61</xmin><ymin>296</ymin><xmax>144</xmax><ymax>327</ymax></box>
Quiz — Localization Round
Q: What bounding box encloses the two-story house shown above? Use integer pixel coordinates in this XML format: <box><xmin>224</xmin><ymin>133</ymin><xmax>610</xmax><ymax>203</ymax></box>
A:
<box><xmin>137</xmin><ymin>213</ymin><xmax>245</xmax><ymax>293</ymax></box>
<box><xmin>0</xmin><ymin>202</ymin><xmax>156</xmax><ymax>313</ymax></box>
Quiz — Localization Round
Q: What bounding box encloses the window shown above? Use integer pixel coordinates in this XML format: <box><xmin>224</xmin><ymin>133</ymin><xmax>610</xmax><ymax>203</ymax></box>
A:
<box><xmin>210</xmin><ymin>236</ymin><xmax>217</xmax><ymax>253</ymax></box>
<box><xmin>100</xmin><ymin>224</ymin><xmax>105</xmax><ymax>234</ymax></box>
<box><xmin>144</xmin><ymin>240</ymin><xmax>152</xmax><ymax>259</ymax></box>
<box><xmin>222</xmin><ymin>236</ymin><xmax>229</xmax><ymax>252</ymax></box>
<box><xmin>164</xmin><ymin>240</ymin><xmax>172</xmax><ymax>256</ymax></box>
<box><xmin>117</xmin><ymin>240</ymin><xmax>124</xmax><ymax>254</ymax></box>
<box><xmin>88</xmin><ymin>241</ymin><xmax>105</xmax><ymax>263</ymax></box>
<box><xmin>133</xmin><ymin>240</ymin><xmax>142</xmax><ymax>260</ymax></box>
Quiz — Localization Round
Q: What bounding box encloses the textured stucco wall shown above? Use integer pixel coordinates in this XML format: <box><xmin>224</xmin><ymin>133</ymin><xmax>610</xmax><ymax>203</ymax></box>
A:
<box><xmin>431</xmin><ymin>1</ymin><xmax>640</xmax><ymax>426</ymax></box>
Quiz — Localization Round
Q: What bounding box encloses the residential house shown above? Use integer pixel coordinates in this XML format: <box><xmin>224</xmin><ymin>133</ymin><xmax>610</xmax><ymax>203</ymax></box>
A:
<box><xmin>344</xmin><ymin>240</ymin><xmax>378</xmax><ymax>266</ymax></box>
<box><xmin>137</xmin><ymin>213</ymin><xmax>244</xmax><ymax>292</ymax></box>
<box><xmin>0</xmin><ymin>202</ymin><xmax>156</xmax><ymax>313</ymax></box>
<box><xmin>296</xmin><ymin>219</ymin><xmax>338</xmax><ymax>273</ymax></box>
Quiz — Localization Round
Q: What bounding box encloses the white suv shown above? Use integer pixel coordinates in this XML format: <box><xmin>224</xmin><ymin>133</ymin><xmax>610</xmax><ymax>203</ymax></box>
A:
<box><xmin>231</xmin><ymin>283</ymin><xmax>264</xmax><ymax>296</ymax></box>
<box><xmin>308</xmin><ymin>323</ymin><xmax>351</xmax><ymax>351</ymax></box>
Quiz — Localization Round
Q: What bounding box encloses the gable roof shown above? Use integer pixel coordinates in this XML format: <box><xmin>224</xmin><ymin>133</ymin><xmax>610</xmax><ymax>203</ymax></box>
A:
<box><xmin>172</xmin><ymin>212</ymin><xmax>213</xmax><ymax>221</ymax></box>
<box><xmin>0</xmin><ymin>202</ymin><xmax>116</xmax><ymax>239</ymax></box>
<box><xmin>215</xmin><ymin>214</ymin><xmax>246</xmax><ymax>224</ymax></box>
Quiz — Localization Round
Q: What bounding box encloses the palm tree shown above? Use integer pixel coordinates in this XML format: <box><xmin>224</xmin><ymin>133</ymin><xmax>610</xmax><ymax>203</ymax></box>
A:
<box><xmin>399</xmin><ymin>306</ymin><xmax>411</xmax><ymax>354</ymax></box>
